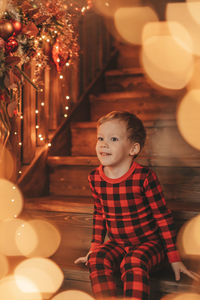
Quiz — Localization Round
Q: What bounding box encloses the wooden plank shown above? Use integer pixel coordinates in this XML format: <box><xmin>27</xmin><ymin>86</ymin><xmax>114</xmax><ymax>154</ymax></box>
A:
<box><xmin>24</xmin><ymin>196</ymin><xmax>93</xmax><ymax>214</ymax></box>
<box><xmin>48</xmin><ymin>156</ymin><xmax>99</xmax><ymax>166</ymax></box>
<box><xmin>117</xmin><ymin>43</ymin><xmax>141</xmax><ymax>68</ymax></box>
<box><xmin>49</xmin><ymin>164</ymin><xmax>97</xmax><ymax>196</ymax></box>
<box><xmin>48</xmin><ymin>159</ymin><xmax>200</xmax><ymax>202</ymax></box>
<box><xmin>49</xmin><ymin>66</ymin><xmax>60</xmax><ymax>130</ymax></box>
<box><xmin>90</xmin><ymin>93</ymin><xmax>177</xmax><ymax>121</ymax></box>
<box><xmin>70</xmin><ymin>121</ymin><xmax>200</xmax><ymax>165</ymax></box>
<box><xmin>22</xmin><ymin>63</ymin><xmax>36</xmax><ymax>164</ymax></box>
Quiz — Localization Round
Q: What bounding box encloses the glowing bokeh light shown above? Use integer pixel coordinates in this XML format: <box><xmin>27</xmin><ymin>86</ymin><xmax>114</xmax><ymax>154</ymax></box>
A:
<box><xmin>141</xmin><ymin>22</ymin><xmax>194</xmax><ymax>90</ymax></box>
<box><xmin>166</xmin><ymin>3</ymin><xmax>200</xmax><ymax>56</ymax></box>
<box><xmin>0</xmin><ymin>275</ymin><xmax>42</xmax><ymax>300</ymax></box>
<box><xmin>92</xmin><ymin>0</ymin><xmax>142</xmax><ymax>17</ymax></box>
<box><xmin>177</xmin><ymin>214</ymin><xmax>200</xmax><ymax>257</ymax></box>
<box><xmin>0</xmin><ymin>179</ymin><xmax>23</xmax><ymax>220</ymax></box>
<box><xmin>0</xmin><ymin>254</ymin><xmax>9</xmax><ymax>279</ymax></box>
<box><xmin>14</xmin><ymin>257</ymin><xmax>64</xmax><ymax>295</ymax></box>
<box><xmin>15</xmin><ymin>220</ymin><xmax>38</xmax><ymax>256</ymax></box>
<box><xmin>0</xmin><ymin>144</ymin><xmax>15</xmax><ymax>180</ymax></box>
<box><xmin>52</xmin><ymin>290</ymin><xmax>94</xmax><ymax>300</ymax></box>
<box><xmin>114</xmin><ymin>6</ymin><xmax>158</xmax><ymax>45</ymax></box>
<box><xmin>177</xmin><ymin>89</ymin><xmax>200</xmax><ymax>150</ymax></box>
<box><xmin>161</xmin><ymin>292</ymin><xmax>200</xmax><ymax>300</ymax></box>
<box><xmin>16</xmin><ymin>219</ymin><xmax>61</xmax><ymax>257</ymax></box>
<box><xmin>92</xmin><ymin>0</ymin><xmax>121</xmax><ymax>17</ymax></box>
<box><xmin>0</xmin><ymin>0</ymin><xmax>7</xmax><ymax>17</ymax></box>
<box><xmin>186</xmin><ymin>1</ymin><xmax>200</xmax><ymax>26</ymax></box>
<box><xmin>0</xmin><ymin>219</ymin><xmax>28</xmax><ymax>256</ymax></box>
<box><xmin>142</xmin><ymin>21</ymin><xmax>193</xmax><ymax>53</ymax></box>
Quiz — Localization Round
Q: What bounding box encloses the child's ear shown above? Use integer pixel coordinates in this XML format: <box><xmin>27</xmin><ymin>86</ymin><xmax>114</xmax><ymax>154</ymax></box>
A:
<box><xmin>129</xmin><ymin>142</ymin><xmax>140</xmax><ymax>156</ymax></box>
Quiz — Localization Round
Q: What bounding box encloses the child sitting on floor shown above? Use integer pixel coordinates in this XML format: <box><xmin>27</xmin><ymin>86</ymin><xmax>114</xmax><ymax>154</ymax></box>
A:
<box><xmin>75</xmin><ymin>111</ymin><xmax>198</xmax><ymax>299</ymax></box>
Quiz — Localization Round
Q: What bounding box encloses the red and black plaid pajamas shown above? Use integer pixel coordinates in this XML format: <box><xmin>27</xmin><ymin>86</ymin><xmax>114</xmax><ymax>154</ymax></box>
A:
<box><xmin>87</xmin><ymin>161</ymin><xmax>180</xmax><ymax>299</ymax></box>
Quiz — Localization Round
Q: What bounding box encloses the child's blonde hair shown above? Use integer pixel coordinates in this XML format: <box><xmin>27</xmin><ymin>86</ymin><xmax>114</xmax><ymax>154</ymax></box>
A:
<box><xmin>97</xmin><ymin>111</ymin><xmax>146</xmax><ymax>150</ymax></box>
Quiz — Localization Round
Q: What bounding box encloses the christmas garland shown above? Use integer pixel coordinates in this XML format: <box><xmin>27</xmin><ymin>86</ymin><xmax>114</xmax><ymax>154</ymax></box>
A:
<box><xmin>0</xmin><ymin>0</ymin><xmax>92</xmax><ymax>146</ymax></box>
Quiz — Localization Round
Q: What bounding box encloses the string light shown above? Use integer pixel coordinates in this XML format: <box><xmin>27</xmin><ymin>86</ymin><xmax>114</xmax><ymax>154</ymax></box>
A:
<box><xmin>66</xmin><ymin>95</ymin><xmax>70</xmax><ymax>100</ymax></box>
<box><xmin>65</xmin><ymin>106</ymin><xmax>69</xmax><ymax>110</ymax></box>
<box><xmin>36</xmin><ymin>125</ymin><xmax>39</xmax><ymax>129</ymax></box>
<box><xmin>18</xmin><ymin>142</ymin><xmax>22</xmax><ymax>146</ymax></box>
<box><xmin>64</xmin><ymin>114</ymin><xmax>68</xmax><ymax>118</ymax></box>
<box><xmin>20</xmin><ymin>116</ymin><xmax>23</xmax><ymax>119</ymax></box>
<box><xmin>41</xmin><ymin>102</ymin><xmax>45</xmax><ymax>106</ymax></box>
<box><xmin>59</xmin><ymin>75</ymin><xmax>63</xmax><ymax>79</ymax></box>
<box><xmin>35</xmin><ymin>110</ymin><xmax>39</xmax><ymax>114</ymax></box>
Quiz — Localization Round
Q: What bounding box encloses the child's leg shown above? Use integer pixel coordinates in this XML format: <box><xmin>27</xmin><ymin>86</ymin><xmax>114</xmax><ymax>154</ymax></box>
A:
<box><xmin>87</xmin><ymin>240</ymin><xmax>126</xmax><ymax>298</ymax></box>
<box><xmin>120</xmin><ymin>240</ymin><xmax>165</xmax><ymax>300</ymax></box>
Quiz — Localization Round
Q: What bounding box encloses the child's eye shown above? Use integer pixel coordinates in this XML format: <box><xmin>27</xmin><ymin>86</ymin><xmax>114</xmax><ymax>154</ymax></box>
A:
<box><xmin>97</xmin><ymin>137</ymin><xmax>103</xmax><ymax>141</ymax></box>
<box><xmin>111</xmin><ymin>137</ymin><xmax>118</xmax><ymax>142</ymax></box>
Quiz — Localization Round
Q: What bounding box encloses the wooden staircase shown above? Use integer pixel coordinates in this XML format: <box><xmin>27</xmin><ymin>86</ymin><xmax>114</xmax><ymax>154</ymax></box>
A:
<box><xmin>23</xmin><ymin>45</ymin><xmax>200</xmax><ymax>299</ymax></box>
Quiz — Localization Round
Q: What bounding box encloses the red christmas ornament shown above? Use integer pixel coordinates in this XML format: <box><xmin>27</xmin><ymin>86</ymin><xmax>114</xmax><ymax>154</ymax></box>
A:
<box><xmin>6</xmin><ymin>36</ymin><xmax>19</xmax><ymax>53</ymax></box>
<box><xmin>12</xmin><ymin>20</ymin><xmax>22</xmax><ymax>36</ymax></box>
<box><xmin>0</xmin><ymin>20</ymin><xmax>14</xmax><ymax>40</ymax></box>
<box><xmin>52</xmin><ymin>39</ymin><xmax>70</xmax><ymax>72</ymax></box>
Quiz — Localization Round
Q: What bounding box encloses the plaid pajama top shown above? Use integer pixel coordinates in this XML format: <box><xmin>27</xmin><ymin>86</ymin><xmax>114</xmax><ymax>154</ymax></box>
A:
<box><xmin>88</xmin><ymin>161</ymin><xmax>180</xmax><ymax>263</ymax></box>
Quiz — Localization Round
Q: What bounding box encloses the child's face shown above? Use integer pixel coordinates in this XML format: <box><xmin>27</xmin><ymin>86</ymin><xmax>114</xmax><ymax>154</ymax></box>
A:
<box><xmin>96</xmin><ymin>119</ymin><xmax>139</xmax><ymax>168</ymax></box>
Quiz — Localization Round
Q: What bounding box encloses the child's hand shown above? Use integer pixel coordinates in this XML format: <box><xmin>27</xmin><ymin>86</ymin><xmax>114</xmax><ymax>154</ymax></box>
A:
<box><xmin>74</xmin><ymin>251</ymin><xmax>92</xmax><ymax>266</ymax></box>
<box><xmin>171</xmin><ymin>261</ymin><xmax>200</xmax><ymax>281</ymax></box>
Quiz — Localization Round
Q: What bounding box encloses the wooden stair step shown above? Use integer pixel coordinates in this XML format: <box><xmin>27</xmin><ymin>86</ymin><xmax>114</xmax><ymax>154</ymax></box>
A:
<box><xmin>47</xmin><ymin>155</ymin><xmax>200</xmax><ymax>202</ymax></box>
<box><xmin>24</xmin><ymin>195</ymin><xmax>93</xmax><ymax>214</ymax></box>
<box><xmin>105</xmin><ymin>67</ymin><xmax>154</xmax><ymax>93</ymax></box>
<box><xmin>117</xmin><ymin>43</ymin><xmax>141</xmax><ymax>68</ymax></box>
<box><xmin>70</xmin><ymin>121</ymin><xmax>200</xmax><ymax>166</ymax></box>
<box><xmin>89</xmin><ymin>92</ymin><xmax>178</xmax><ymax>122</ymax></box>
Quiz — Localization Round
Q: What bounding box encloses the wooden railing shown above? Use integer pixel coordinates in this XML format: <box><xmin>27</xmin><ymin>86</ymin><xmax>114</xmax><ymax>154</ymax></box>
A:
<box><xmin>8</xmin><ymin>11</ymin><xmax>114</xmax><ymax>182</ymax></box>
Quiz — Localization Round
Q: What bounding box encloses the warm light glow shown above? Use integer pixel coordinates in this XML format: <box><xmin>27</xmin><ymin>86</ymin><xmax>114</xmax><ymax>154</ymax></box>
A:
<box><xmin>161</xmin><ymin>292</ymin><xmax>200</xmax><ymax>300</ymax></box>
<box><xmin>15</xmin><ymin>219</ymin><xmax>61</xmax><ymax>257</ymax></box>
<box><xmin>114</xmin><ymin>6</ymin><xmax>158</xmax><ymax>45</ymax></box>
<box><xmin>51</xmin><ymin>290</ymin><xmax>94</xmax><ymax>300</ymax></box>
<box><xmin>93</xmin><ymin>0</ymin><xmax>142</xmax><ymax>17</ymax></box>
<box><xmin>141</xmin><ymin>22</ymin><xmax>194</xmax><ymax>90</ymax></box>
<box><xmin>14</xmin><ymin>258</ymin><xmax>64</xmax><ymax>295</ymax></box>
<box><xmin>186</xmin><ymin>1</ymin><xmax>200</xmax><ymax>26</ymax></box>
<box><xmin>0</xmin><ymin>179</ymin><xmax>23</xmax><ymax>220</ymax></box>
<box><xmin>0</xmin><ymin>0</ymin><xmax>7</xmax><ymax>17</ymax></box>
<box><xmin>0</xmin><ymin>219</ymin><xmax>28</xmax><ymax>256</ymax></box>
<box><xmin>0</xmin><ymin>275</ymin><xmax>42</xmax><ymax>300</ymax></box>
<box><xmin>0</xmin><ymin>144</ymin><xmax>15</xmax><ymax>180</ymax></box>
<box><xmin>177</xmin><ymin>89</ymin><xmax>200</xmax><ymax>150</ymax></box>
<box><xmin>0</xmin><ymin>254</ymin><xmax>9</xmax><ymax>279</ymax></box>
<box><xmin>166</xmin><ymin>3</ymin><xmax>200</xmax><ymax>55</ymax></box>
<box><xmin>177</xmin><ymin>214</ymin><xmax>200</xmax><ymax>257</ymax></box>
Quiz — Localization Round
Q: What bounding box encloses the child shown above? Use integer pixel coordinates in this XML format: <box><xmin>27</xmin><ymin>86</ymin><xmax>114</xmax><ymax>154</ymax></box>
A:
<box><xmin>75</xmin><ymin>111</ymin><xmax>198</xmax><ymax>299</ymax></box>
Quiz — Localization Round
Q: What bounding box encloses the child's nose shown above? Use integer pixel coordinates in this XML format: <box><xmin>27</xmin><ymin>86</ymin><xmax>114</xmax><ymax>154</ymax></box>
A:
<box><xmin>100</xmin><ymin>140</ymin><xmax>109</xmax><ymax>147</ymax></box>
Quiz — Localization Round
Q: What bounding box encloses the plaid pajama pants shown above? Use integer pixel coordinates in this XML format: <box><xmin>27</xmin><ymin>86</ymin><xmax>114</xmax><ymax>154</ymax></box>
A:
<box><xmin>87</xmin><ymin>239</ymin><xmax>165</xmax><ymax>299</ymax></box>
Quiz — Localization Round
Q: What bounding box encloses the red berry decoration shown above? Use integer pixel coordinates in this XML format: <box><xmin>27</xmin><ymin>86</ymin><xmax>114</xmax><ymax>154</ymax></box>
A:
<box><xmin>6</xmin><ymin>36</ymin><xmax>18</xmax><ymax>53</ymax></box>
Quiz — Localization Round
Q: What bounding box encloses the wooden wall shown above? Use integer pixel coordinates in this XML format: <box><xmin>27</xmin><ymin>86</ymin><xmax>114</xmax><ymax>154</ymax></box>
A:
<box><xmin>8</xmin><ymin>10</ymin><xmax>113</xmax><ymax>183</ymax></box>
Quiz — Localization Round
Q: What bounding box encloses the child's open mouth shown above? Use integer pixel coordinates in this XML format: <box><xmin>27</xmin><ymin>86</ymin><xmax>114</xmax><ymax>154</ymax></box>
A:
<box><xmin>100</xmin><ymin>152</ymin><xmax>111</xmax><ymax>156</ymax></box>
